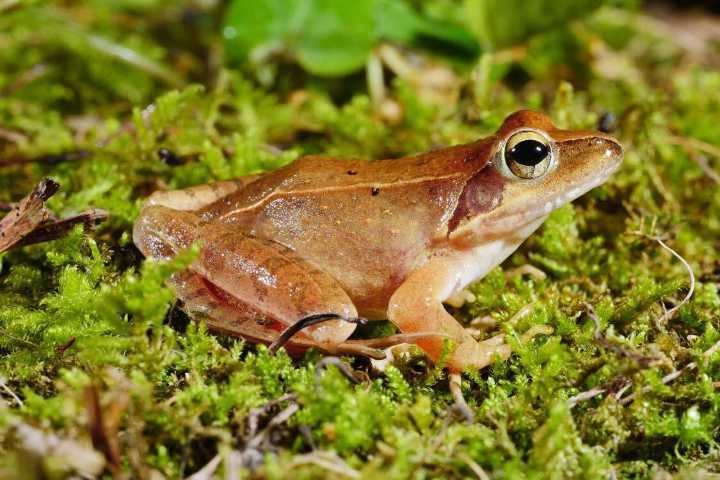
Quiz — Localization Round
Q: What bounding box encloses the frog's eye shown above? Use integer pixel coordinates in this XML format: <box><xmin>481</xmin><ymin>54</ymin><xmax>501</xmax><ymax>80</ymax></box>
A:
<box><xmin>504</xmin><ymin>130</ymin><xmax>552</xmax><ymax>179</ymax></box>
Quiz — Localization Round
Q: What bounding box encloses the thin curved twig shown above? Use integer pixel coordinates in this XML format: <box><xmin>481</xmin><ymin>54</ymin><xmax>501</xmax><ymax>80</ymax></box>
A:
<box><xmin>449</xmin><ymin>373</ymin><xmax>475</xmax><ymax>424</ymax></box>
<box><xmin>315</xmin><ymin>357</ymin><xmax>361</xmax><ymax>384</ymax></box>
<box><xmin>618</xmin><ymin>338</ymin><xmax>720</xmax><ymax>405</ymax></box>
<box><xmin>653</xmin><ymin>238</ymin><xmax>695</xmax><ymax>325</ymax></box>
<box><xmin>268</xmin><ymin>314</ymin><xmax>367</xmax><ymax>354</ymax></box>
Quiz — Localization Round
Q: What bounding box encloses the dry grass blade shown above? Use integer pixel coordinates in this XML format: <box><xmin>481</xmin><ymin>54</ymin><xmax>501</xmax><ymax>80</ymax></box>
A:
<box><xmin>185</xmin><ymin>454</ymin><xmax>221</xmax><ymax>480</ymax></box>
<box><xmin>618</xmin><ymin>338</ymin><xmax>720</xmax><ymax>405</ymax></box>
<box><xmin>449</xmin><ymin>373</ymin><xmax>475</xmax><ymax>424</ymax></box>
<box><xmin>315</xmin><ymin>357</ymin><xmax>361</xmax><ymax>384</ymax></box>
<box><xmin>653</xmin><ymin>238</ymin><xmax>695</xmax><ymax>325</ymax></box>
<box><xmin>0</xmin><ymin>376</ymin><xmax>23</xmax><ymax>407</ymax></box>
<box><xmin>85</xmin><ymin>384</ymin><xmax>127</xmax><ymax>476</ymax></box>
<box><xmin>585</xmin><ymin>302</ymin><xmax>660</xmax><ymax>366</ymax></box>
<box><xmin>289</xmin><ymin>451</ymin><xmax>361</xmax><ymax>479</ymax></box>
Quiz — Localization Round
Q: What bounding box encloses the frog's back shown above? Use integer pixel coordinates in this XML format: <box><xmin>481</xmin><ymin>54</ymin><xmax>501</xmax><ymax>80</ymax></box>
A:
<box><xmin>198</xmin><ymin>140</ymin><xmax>493</xmax><ymax>315</ymax></box>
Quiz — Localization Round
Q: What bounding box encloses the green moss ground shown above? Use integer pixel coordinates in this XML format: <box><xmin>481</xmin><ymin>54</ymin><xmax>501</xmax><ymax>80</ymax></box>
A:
<box><xmin>1</xmin><ymin>1</ymin><xmax>719</xmax><ymax>478</ymax></box>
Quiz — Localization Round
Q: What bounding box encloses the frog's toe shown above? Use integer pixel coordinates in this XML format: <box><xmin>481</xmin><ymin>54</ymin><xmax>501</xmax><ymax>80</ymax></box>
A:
<box><xmin>451</xmin><ymin>324</ymin><xmax>554</xmax><ymax>372</ymax></box>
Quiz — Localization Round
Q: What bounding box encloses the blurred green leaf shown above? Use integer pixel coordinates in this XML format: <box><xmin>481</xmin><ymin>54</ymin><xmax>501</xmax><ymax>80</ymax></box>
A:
<box><xmin>464</xmin><ymin>0</ymin><xmax>606</xmax><ymax>49</ymax></box>
<box><xmin>373</xmin><ymin>0</ymin><xmax>423</xmax><ymax>44</ymax></box>
<box><xmin>223</xmin><ymin>0</ymin><xmax>478</xmax><ymax>76</ymax></box>
<box><xmin>223</xmin><ymin>0</ymin><xmax>374</xmax><ymax>75</ymax></box>
<box><xmin>295</xmin><ymin>0</ymin><xmax>376</xmax><ymax>76</ymax></box>
<box><xmin>374</xmin><ymin>0</ymin><xmax>479</xmax><ymax>55</ymax></box>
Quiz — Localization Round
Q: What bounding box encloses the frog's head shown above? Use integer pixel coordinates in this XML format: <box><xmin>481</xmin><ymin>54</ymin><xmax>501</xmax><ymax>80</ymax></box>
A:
<box><xmin>448</xmin><ymin>110</ymin><xmax>623</xmax><ymax>245</ymax></box>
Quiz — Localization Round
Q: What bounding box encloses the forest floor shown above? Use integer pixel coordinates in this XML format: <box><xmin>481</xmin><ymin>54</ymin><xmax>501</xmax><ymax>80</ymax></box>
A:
<box><xmin>1</xmin><ymin>2</ymin><xmax>720</xmax><ymax>478</ymax></box>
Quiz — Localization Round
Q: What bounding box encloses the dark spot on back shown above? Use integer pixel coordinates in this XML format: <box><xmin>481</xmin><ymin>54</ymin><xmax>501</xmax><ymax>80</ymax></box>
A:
<box><xmin>347</xmin><ymin>169</ymin><xmax>357</xmax><ymax>175</ymax></box>
<box><xmin>371</xmin><ymin>187</ymin><xmax>380</xmax><ymax>196</ymax></box>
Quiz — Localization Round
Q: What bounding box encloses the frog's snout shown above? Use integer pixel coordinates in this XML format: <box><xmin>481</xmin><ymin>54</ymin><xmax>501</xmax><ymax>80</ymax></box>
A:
<box><xmin>594</xmin><ymin>135</ymin><xmax>624</xmax><ymax>170</ymax></box>
<box><xmin>557</xmin><ymin>133</ymin><xmax>624</xmax><ymax>181</ymax></box>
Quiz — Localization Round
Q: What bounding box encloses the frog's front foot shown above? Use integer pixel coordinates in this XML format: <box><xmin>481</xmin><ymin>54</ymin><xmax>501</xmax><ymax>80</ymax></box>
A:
<box><xmin>452</xmin><ymin>324</ymin><xmax>553</xmax><ymax>371</ymax></box>
<box><xmin>386</xmin><ymin>254</ymin><xmax>553</xmax><ymax>373</ymax></box>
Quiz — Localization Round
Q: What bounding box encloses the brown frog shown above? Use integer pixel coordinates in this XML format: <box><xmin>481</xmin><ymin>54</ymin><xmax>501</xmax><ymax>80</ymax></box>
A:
<box><xmin>133</xmin><ymin>110</ymin><xmax>623</xmax><ymax>372</ymax></box>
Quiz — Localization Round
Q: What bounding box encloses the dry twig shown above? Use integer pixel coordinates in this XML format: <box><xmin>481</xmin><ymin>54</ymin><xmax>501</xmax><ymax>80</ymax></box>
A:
<box><xmin>84</xmin><ymin>384</ymin><xmax>129</xmax><ymax>476</ymax></box>
<box><xmin>0</xmin><ymin>376</ymin><xmax>23</xmax><ymax>407</ymax></box>
<box><xmin>618</xmin><ymin>338</ymin><xmax>720</xmax><ymax>405</ymax></box>
<box><xmin>449</xmin><ymin>373</ymin><xmax>475</xmax><ymax>424</ymax></box>
<box><xmin>0</xmin><ymin>179</ymin><xmax>108</xmax><ymax>253</ymax></box>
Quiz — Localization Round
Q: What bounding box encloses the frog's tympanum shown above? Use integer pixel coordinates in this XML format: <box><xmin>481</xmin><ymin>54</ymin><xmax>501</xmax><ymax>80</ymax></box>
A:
<box><xmin>134</xmin><ymin>110</ymin><xmax>623</xmax><ymax>372</ymax></box>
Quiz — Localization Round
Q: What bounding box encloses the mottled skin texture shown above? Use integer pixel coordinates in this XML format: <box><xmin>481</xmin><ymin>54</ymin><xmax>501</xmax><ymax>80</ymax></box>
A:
<box><xmin>133</xmin><ymin>110</ymin><xmax>623</xmax><ymax>372</ymax></box>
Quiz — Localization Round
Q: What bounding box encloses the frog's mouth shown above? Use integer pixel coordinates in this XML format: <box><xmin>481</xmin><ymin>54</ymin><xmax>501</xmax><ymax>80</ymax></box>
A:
<box><xmin>486</xmin><ymin>156</ymin><xmax>622</xmax><ymax>234</ymax></box>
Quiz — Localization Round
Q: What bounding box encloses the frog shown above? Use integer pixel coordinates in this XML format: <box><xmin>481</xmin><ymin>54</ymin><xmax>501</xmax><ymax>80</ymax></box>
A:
<box><xmin>133</xmin><ymin>110</ymin><xmax>623</xmax><ymax>373</ymax></box>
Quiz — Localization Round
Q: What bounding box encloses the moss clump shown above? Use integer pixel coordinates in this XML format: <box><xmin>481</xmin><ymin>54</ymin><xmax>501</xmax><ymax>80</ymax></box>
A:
<box><xmin>1</xmin><ymin>1</ymin><xmax>720</xmax><ymax>478</ymax></box>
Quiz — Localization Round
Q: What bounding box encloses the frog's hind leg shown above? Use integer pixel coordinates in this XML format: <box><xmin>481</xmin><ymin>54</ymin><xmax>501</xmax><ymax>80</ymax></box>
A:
<box><xmin>170</xmin><ymin>270</ymin><xmax>319</xmax><ymax>353</ymax></box>
<box><xmin>173</xmin><ymin>225</ymin><xmax>360</xmax><ymax>350</ymax></box>
<box><xmin>134</xmin><ymin>178</ymin><xmax>260</xmax><ymax>259</ymax></box>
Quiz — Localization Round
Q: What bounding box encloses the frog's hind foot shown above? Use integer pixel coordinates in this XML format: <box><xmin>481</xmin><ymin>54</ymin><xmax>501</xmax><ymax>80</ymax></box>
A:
<box><xmin>334</xmin><ymin>331</ymin><xmax>455</xmax><ymax>360</ymax></box>
<box><xmin>268</xmin><ymin>315</ymin><xmax>454</xmax><ymax>361</ymax></box>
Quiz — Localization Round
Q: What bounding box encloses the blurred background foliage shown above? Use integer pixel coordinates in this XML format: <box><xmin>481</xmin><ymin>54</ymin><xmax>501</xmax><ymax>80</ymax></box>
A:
<box><xmin>1</xmin><ymin>0</ymin><xmax>720</xmax><ymax>478</ymax></box>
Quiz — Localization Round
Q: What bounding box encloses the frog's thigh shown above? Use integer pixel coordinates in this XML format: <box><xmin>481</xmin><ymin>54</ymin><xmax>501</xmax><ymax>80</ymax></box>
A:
<box><xmin>133</xmin><ymin>205</ymin><xmax>199</xmax><ymax>260</ymax></box>
<box><xmin>387</xmin><ymin>256</ymin><xmax>505</xmax><ymax>373</ymax></box>
<box><xmin>146</xmin><ymin>177</ymin><xmax>259</xmax><ymax>211</ymax></box>
<box><xmin>189</xmin><ymin>227</ymin><xmax>358</xmax><ymax>346</ymax></box>
<box><xmin>170</xmin><ymin>271</ymin><xmax>317</xmax><ymax>350</ymax></box>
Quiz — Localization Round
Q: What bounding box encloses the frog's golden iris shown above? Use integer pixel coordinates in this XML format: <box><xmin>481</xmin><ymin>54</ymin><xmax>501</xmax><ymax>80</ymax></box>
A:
<box><xmin>504</xmin><ymin>130</ymin><xmax>553</xmax><ymax>179</ymax></box>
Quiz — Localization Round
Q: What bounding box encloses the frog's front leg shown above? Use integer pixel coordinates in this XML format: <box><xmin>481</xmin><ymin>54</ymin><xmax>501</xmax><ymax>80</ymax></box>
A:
<box><xmin>387</xmin><ymin>253</ymin><xmax>514</xmax><ymax>373</ymax></box>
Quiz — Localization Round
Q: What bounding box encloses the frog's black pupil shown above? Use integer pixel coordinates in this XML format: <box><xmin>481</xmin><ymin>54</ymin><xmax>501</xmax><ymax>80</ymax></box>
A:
<box><xmin>509</xmin><ymin>139</ymin><xmax>549</xmax><ymax>166</ymax></box>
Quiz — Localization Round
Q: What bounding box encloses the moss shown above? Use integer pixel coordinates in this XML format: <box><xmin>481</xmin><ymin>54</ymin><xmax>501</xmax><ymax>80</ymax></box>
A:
<box><xmin>1</xmin><ymin>1</ymin><xmax>720</xmax><ymax>478</ymax></box>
